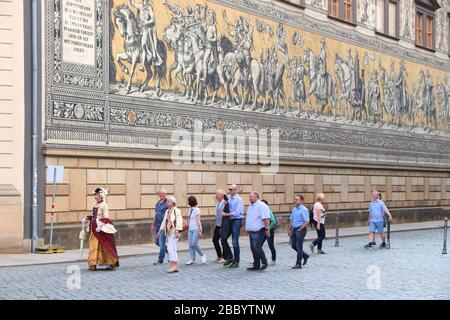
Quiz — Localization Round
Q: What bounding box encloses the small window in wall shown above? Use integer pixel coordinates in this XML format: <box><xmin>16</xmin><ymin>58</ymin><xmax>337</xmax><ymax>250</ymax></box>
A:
<box><xmin>279</xmin><ymin>0</ymin><xmax>306</xmax><ymax>9</ymax></box>
<box><xmin>376</xmin><ymin>0</ymin><xmax>385</xmax><ymax>33</ymax></box>
<box><xmin>425</xmin><ymin>15</ymin><xmax>434</xmax><ymax>48</ymax></box>
<box><xmin>416</xmin><ymin>12</ymin><xmax>424</xmax><ymax>45</ymax></box>
<box><xmin>330</xmin><ymin>0</ymin><xmax>339</xmax><ymax>18</ymax></box>
<box><xmin>328</xmin><ymin>0</ymin><xmax>357</xmax><ymax>25</ymax></box>
<box><xmin>387</xmin><ymin>1</ymin><xmax>398</xmax><ymax>37</ymax></box>
<box><xmin>414</xmin><ymin>0</ymin><xmax>441</xmax><ymax>51</ymax></box>
<box><xmin>376</xmin><ymin>0</ymin><xmax>399</xmax><ymax>39</ymax></box>
<box><xmin>343</xmin><ymin>0</ymin><xmax>353</xmax><ymax>22</ymax></box>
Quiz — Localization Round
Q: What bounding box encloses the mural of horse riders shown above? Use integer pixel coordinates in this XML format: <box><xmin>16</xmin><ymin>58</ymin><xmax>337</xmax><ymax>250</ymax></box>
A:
<box><xmin>380</xmin><ymin>60</ymin><xmax>416</xmax><ymax>128</ymax></box>
<box><xmin>113</xmin><ymin>0</ymin><xmax>167</xmax><ymax>95</ymax></box>
<box><xmin>437</xmin><ymin>76</ymin><xmax>450</xmax><ymax>133</ymax></box>
<box><xmin>335</xmin><ymin>49</ymin><xmax>367</xmax><ymax>122</ymax></box>
<box><xmin>414</xmin><ymin>70</ymin><xmax>437</xmax><ymax>131</ymax></box>
<box><xmin>220</xmin><ymin>11</ymin><xmax>265</xmax><ymax>110</ymax></box>
<box><xmin>303</xmin><ymin>38</ymin><xmax>337</xmax><ymax>118</ymax></box>
<box><xmin>163</xmin><ymin>1</ymin><xmax>222</xmax><ymax>105</ymax></box>
<box><xmin>259</xmin><ymin>46</ymin><xmax>286</xmax><ymax>114</ymax></box>
<box><xmin>109</xmin><ymin>0</ymin><xmax>449</xmax><ymax>135</ymax></box>
<box><xmin>349</xmin><ymin>52</ymin><xmax>367</xmax><ymax>122</ymax></box>
<box><xmin>288</xmin><ymin>56</ymin><xmax>307</xmax><ymax>118</ymax></box>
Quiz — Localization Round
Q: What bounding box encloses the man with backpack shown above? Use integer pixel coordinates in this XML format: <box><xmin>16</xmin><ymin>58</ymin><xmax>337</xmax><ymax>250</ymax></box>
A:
<box><xmin>261</xmin><ymin>199</ymin><xmax>278</xmax><ymax>265</ymax></box>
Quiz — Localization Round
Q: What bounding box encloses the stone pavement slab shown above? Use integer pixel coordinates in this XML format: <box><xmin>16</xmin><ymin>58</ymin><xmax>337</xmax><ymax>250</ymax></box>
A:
<box><xmin>0</xmin><ymin>220</ymin><xmax>444</xmax><ymax>268</ymax></box>
<box><xmin>0</xmin><ymin>228</ymin><xmax>448</xmax><ymax>300</ymax></box>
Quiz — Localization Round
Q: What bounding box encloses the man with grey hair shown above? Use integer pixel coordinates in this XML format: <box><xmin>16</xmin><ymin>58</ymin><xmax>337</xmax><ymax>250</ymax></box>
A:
<box><xmin>212</xmin><ymin>189</ymin><xmax>227</xmax><ymax>263</ymax></box>
<box><xmin>365</xmin><ymin>191</ymin><xmax>392</xmax><ymax>249</ymax></box>
<box><xmin>245</xmin><ymin>191</ymin><xmax>271</xmax><ymax>271</ymax></box>
<box><xmin>152</xmin><ymin>188</ymin><xmax>168</xmax><ymax>265</ymax></box>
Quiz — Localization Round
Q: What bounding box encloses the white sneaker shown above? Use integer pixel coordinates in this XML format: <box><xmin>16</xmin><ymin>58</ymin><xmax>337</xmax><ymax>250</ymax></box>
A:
<box><xmin>185</xmin><ymin>259</ymin><xmax>195</xmax><ymax>265</ymax></box>
<box><xmin>201</xmin><ymin>255</ymin><xmax>207</xmax><ymax>264</ymax></box>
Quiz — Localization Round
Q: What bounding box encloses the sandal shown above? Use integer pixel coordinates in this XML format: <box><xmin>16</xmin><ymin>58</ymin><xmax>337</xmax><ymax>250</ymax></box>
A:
<box><xmin>88</xmin><ymin>266</ymin><xmax>97</xmax><ymax>271</ymax></box>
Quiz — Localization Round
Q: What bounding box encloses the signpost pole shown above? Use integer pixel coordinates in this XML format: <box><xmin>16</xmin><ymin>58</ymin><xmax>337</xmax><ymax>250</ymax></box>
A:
<box><xmin>334</xmin><ymin>212</ymin><xmax>340</xmax><ymax>247</ymax></box>
<box><xmin>50</xmin><ymin>167</ymin><xmax>57</xmax><ymax>247</ymax></box>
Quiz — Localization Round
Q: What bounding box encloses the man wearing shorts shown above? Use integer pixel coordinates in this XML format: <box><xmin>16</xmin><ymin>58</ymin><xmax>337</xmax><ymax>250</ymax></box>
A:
<box><xmin>364</xmin><ymin>191</ymin><xmax>393</xmax><ymax>249</ymax></box>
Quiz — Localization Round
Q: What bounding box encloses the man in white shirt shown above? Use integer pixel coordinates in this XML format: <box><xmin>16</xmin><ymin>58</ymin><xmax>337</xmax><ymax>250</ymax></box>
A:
<box><xmin>245</xmin><ymin>192</ymin><xmax>271</xmax><ymax>271</ymax></box>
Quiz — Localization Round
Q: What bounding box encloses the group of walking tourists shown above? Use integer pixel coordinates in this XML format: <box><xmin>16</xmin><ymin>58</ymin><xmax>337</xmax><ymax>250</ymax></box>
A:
<box><xmin>84</xmin><ymin>185</ymin><xmax>393</xmax><ymax>273</ymax></box>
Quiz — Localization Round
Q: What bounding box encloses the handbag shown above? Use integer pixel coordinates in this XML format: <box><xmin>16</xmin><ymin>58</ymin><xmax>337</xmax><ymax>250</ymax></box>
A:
<box><xmin>181</xmin><ymin>209</ymin><xmax>191</xmax><ymax>232</ymax></box>
<box><xmin>180</xmin><ymin>219</ymin><xmax>189</xmax><ymax>232</ymax></box>
<box><xmin>170</xmin><ymin>208</ymin><xmax>189</xmax><ymax>233</ymax></box>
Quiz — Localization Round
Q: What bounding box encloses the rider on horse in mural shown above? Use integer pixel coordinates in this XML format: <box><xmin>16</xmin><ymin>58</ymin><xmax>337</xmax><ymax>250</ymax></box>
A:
<box><xmin>201</xmin><ymin>9</ymin><xmax>218</xmax><ymax>82</ymax></box>
<box><xmin>130</xmin><ymin>0</ymin><xmax>162</xmax><ymax>71</ymax></box>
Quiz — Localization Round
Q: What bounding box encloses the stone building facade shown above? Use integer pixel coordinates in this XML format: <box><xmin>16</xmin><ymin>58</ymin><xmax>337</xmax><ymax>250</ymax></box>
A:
<box><xmin>0</xmin><ymin>0</ymin><xmax>28</xmax><ymax>252</ymax></box>
<box><xmin>1</xmin><ymin>0</ymin><xmax>450</xmax><ymax>252</ymax></box>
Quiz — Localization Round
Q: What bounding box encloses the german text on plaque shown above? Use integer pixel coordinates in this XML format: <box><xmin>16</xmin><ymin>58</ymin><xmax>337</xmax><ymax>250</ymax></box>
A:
<box><xmin>62</xmin><ymin>0</ymin><xmax>96</xmax><ymax>66</ymax></box>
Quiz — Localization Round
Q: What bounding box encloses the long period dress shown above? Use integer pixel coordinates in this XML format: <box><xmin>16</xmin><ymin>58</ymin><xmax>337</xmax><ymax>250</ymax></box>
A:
<box><xmin>87</xmin><ymin>202</ymin><xmax>119</xmax><ymax>269</ymax></box>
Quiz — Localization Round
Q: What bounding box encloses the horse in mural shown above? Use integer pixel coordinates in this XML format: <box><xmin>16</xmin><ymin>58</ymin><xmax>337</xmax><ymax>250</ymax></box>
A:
<box><xmin>334</xmin><ymin>52</ymin><xmax>369</xmax><ymax>122</ymax></box>
<box><xmin>215</xmin><ymin>37</ymin><xmax>265</xmax><ymax>110</ymax></box>
<box><xmin>163</xmin><ymin>20</ymin><xmax>187</xmax><ymax>89</ymax></box>
<box><xmin>380</xmin><ymin>62</ymin><xmax>416</xmax><ymax>128</ymax></box>
<box><xmin>261</xmin><ymin>49</ymin><xmax>286</xmax><ymax>114</ymax></box>
<box><xmin>303</xmin><ymin>48</ymin><xmax>337</xmax><ymax>117</ymax></box>
<box><xmin>113</xmin><ymin>5</ymin><xmax>167</xmax><ymax>96</ymax></box>
<box><xmin>164</xmin><ymin>18</ymin><xmax>221</xmax><ymax>105</ymax></box>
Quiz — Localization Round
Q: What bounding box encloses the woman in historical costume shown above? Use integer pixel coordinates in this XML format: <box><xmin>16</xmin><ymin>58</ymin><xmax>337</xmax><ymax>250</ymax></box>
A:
<box><xmin>157</xmin><ymin>195</ymin><xmax>183</xmax><ymax>273</ymax></box>
<box><xmin>84</xmin><ymin>188</ymin><xmax>119</xmax><ymax>271</ymax></box>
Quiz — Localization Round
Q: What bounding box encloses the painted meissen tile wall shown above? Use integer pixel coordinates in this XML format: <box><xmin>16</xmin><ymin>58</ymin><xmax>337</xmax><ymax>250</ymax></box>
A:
<box><xmin>40</xmin><ymin>0</ymin><xmax>450</xmax><ymax>247</ymax></box>
<box><xmin>46</xmin><ymin>0</ymin><xmax>450</xmax><ymax>155</ymax></box>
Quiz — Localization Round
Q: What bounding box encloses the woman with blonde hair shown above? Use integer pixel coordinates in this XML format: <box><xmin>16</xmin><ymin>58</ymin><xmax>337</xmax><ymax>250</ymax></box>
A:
<box><xmin>310</xmin><ymin>193</ymin><xmax>327</xmax><ymax>254</ymax></box>
<box><xmin>158</xmin><ymin>195</ymin><xmax>183</xmax><ymax>273</ymax></box>
<box><xmin>84</xmin><ymin>187</ymin><xmax>119</xmax><ymax>271</ymax></box>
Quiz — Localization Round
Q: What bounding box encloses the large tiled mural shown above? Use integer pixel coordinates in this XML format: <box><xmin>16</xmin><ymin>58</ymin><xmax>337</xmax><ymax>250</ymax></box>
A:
<box><xmin>45</xmin><ymin>0</ymin><xmax>450</xmax><ymax>159</ymax></box>
<box><xmin>108</xmin><ymin>0</ymin><xmax>449</xmax><ymax>133</ymax></box>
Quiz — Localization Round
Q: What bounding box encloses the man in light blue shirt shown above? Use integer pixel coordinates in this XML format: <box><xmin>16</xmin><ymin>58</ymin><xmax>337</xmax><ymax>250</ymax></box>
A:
<box><xmin>365</xmin><ymin>191</ymin><xmax>392</xmax><ymax>249</ymax></box>
<box><xmin>289</xmin><ymin>195</ymin><xmax>310</xmax><ymax>269</ymax></box>
<box><xmin>225</xmin><ymin>184</ymin><xmax>244</xmax><ymax>268</ymax></box>
<box><xmin>152</xmin><ymin>188</ymin><xmax>168</xmax><ymax>265</ymax></box>
<box><xmin>245</xmin><ymin>192</ymin><xmax>271</xmax><ymax>271</ymax></box>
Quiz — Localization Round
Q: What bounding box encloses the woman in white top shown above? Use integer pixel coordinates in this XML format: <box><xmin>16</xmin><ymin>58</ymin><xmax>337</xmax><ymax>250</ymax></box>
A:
<box><xmin>186</xmin><ymin>195</ymin><xmax>207</xmax><ymax>265</ymax></box>
<box><xmin>310</xmin><ymin>193</ymin><xmax>327</xmax><ymax>254</ymax></box>
<box><xmin>158</xmin><ymin>195</ymin><xmax>183</xmax><ymax>273</ymax></box>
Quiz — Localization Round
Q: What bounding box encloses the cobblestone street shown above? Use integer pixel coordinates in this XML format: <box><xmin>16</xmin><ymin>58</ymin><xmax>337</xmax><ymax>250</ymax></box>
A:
<box><xmin>0</xmin><ymin>229</ymin><xmax>448</xmax><ymax>300</ymax></box>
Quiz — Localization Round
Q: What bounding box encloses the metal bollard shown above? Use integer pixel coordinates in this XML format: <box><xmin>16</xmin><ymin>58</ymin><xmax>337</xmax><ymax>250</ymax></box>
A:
<box><xmin>335</xmin><ymin>212</ymin><xmax>340</xmax><ymax>247</ymax></box>
<box><xmin>443</xmin><ymin>217</ymin><xmax>448</xmax><ymax>255</ymax></box>
<box><xmin>386</xmin><ymin>219</ymin><xmax>391</xmax><ymax>249</ymax></box>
